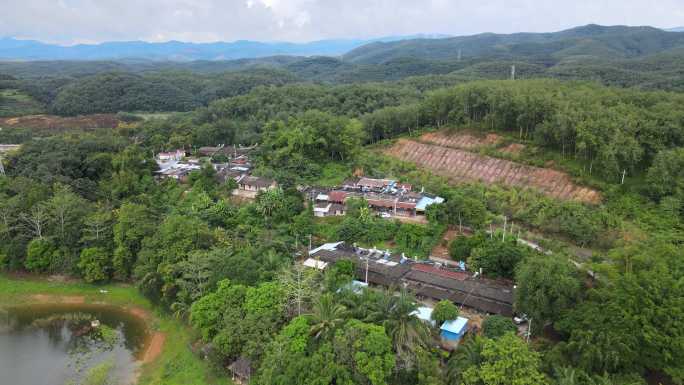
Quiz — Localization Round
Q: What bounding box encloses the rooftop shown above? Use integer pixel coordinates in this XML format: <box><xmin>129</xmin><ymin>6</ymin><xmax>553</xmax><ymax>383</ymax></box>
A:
<box><xmin>238</xmin><ymin>175</ymin><xmax>275</xmax><ymax>188</ymax></box>
<box><xmin>412</xmin><ymin>306</ymin><xmax>435</xmax><ymax>324</ymax></box>
<box><xmin>303</xmin><ymin>258</ymin><xmax>328</xmax><ymax>270</ymax></box>
<box><xmin>309</xmin><ymin>241</ymin><xmax>515</xmax><ymax>315</ymax></box>
<box><xmin>441</xmin><ymin>317</ymin><xmax>469</xmax><ymax>334</ymax></box>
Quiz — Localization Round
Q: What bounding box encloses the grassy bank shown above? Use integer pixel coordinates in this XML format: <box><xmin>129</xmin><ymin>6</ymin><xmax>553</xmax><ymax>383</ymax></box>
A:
<box><xmin>0</xmin><ymin>274</ymin><xmax>231</xmax><ymax>385</ymax></box>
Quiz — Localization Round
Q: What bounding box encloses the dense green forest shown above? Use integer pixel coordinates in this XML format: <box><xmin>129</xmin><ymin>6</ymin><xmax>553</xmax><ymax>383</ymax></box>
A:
<box><xmin>2</xmin><ymin>25</ymin><xmax>684</xmax><ymax>117</ymax></box>
<box><xmin>2</xmin><ymin>72</ymin><xmax>683</xmax><ymax>385</ymax></box>
<box><xmin>2</xmin><ymin>25</ymin><xmax>684</xmax><ymax>384</ymax></box>
<box><xmin>2</xmin><ymin>51</ymin><xmax>684</xmax><ymax>116</ymax></box>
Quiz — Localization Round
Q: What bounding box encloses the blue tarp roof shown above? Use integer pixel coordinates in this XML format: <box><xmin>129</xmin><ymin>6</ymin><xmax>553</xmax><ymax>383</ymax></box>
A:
<box><xmin>416</xmin><ymin>196</ymin><xmax>445</xmax><ymax>211</ymax></box>
<box><xmin>440</xmin><ymin>317</ymin><xmax>469</xmax><ymax>334</ymax></box>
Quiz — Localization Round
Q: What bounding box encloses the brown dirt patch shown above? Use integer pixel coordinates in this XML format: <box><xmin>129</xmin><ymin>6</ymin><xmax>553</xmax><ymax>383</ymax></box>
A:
<box><xmin>0</xmin><ymin>114</ymin><xmax>120</xmax><ymax>131</ymax></box>
<box><xmin>126</xmin><ymin>306</ymin><xmax>153</xmax><ymax>321</ymax></box>
<box><xmin>386</xmin><ymin>139</ymin><xmax>600</xmax><ymax>204</ymax></box>
<box><xmin>500</xmin><ymin>143</ymin><xmax>526</xmax><ymax>155</ymax></box>
<box><xmin>431</xmin><ymin>229</ymin><xmax>459</xmax><ymax>260</ymax></box>
<box><xmin>420</xmin><ymin>131</ymin><xmax>502</xmax><ymax>150</ymax></box>
<box><xmin>142</xmin><ymin>332</ymin><xmax>166</xmax><ymax>363</ymax></box>
<box><xmin>29</xmin><ymin>294</ymin><xmax>85</xmax><ymax>304</ymax></box>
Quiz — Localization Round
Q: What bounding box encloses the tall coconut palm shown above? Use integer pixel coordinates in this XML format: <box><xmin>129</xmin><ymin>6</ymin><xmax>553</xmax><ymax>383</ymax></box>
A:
<box><xmin>309</xmin><ymin>293</ymin><xmax>347</xmax><ymax>340</ymax></box>
<box><xmin>364</xmin><ymin>287</ymin><xmax>397</xmax><ymax>323</ymax></box>
<box><xmin>446</xmin><ymin>335</ymin><xmax>485</xmax><ymax>384</ymax></box>
<box><xmin>381</xmin><ymin>288</ymin><xmax>431</xmax><ymax>369</ymax></box>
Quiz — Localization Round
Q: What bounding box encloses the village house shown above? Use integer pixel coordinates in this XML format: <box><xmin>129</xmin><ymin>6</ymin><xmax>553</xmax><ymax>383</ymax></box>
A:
<box><xmin>308</xmin><ymin>177</ymin><xmax>442</xmax><ymax>219</ymax></box>
<box><xmin>234</xmin><ymin>175</ymin><xmax>277</xmax><ymax>198</ymax></box>
<box><xmin>156</xmin><ymin>149</ymin><xmax>185</xmax><ymax>162</ymax></box>
<box><xmin>308</xmin><ymin>241</ymin><xmax>515</xmax><ymax>316</ymax></box>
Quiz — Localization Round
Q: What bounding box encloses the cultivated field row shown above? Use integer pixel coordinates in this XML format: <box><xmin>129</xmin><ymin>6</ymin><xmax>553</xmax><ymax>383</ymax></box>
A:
<box><xmin>386</xmin><ymin>138</ymin><xmax>600</xmax><ymax>203</ymax></box>
<box><xmin>0</xmin><ymin>114</ymin><xmax>120</xmax><ymax>131</ymax></box>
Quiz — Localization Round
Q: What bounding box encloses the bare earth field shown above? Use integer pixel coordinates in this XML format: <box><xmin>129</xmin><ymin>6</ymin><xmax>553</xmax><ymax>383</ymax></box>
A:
<box><xmin>0</xmin><ymin>114</ymin><xmax>120</xmax><ymax>131</ymax></box>
<box><xmin>419</xmin><ymin>131</ymin><xmax>503</xmax><ymax>150</ymax></box>
<box><xmin>386</xmin><ymin>136</ymin><xmax>600</xmax><ymax>203</ymax></box>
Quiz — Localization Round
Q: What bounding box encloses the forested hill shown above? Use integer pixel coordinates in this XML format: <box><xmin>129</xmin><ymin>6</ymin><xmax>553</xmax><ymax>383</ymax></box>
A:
<box><xmin>4</xmin><ymin>24</ymin><xmax>684</xmax><ymax>116</ymax></box>
<box><xmin>344</xmin><ymin>24</ymin><xmax>684</xmax><ymax>64</ymax></box>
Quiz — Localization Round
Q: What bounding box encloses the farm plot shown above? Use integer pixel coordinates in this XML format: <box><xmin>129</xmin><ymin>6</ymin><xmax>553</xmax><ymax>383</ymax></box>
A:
<box><xmin>386</xmin><ymin>138</ymin><xmax>600</xmax><ymax>203</ymax></box>
<box><xmin>0</xmin><ymin>114</ymin><xmax>120</xmax><ymax>131</ymax></box>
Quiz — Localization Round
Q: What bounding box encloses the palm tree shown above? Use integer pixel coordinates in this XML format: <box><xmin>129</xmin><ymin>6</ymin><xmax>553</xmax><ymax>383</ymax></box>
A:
<box><xmin>554</xmin><ymin>366</ymin><xmax>582</xmax><ymax>385</ymax></box>
<box><xmin>380</xmin><ymin>288</ymin><xmax>431</xmax><ymax>369</ymax></box>
<box><xmin>309</xmin><ymin>293</ymin><xmax>347</xmax><ymax>340</ymax></box>
<box><xmin>364</xmin><ymin>287</ymin><xmax>396</xmax><ymax>323</ymax></box>
<box><xmin>446</xmin><ymin>335</ymin><xmax>485</xmax><ymax>384</ymax></box>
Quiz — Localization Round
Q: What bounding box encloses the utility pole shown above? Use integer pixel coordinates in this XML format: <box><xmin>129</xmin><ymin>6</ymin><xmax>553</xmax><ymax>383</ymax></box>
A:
<box><xmin>308</xmin><ymin>234</ymin><xmax>312</xmax><ymax>255</ymax></box>
<box><xmin>526</xmin><ymin>318</ymin><xmax>533</xmax><ymax>343</ymax></box>
<box><xmin>621</xmin><ymin>169</ymin><xmax>626</xmax><ymax>185</ymax></box>
<box><xmin>511</xmin><ymin>65</ymin><xmax>516</xmax><ymax>81</ymax></box>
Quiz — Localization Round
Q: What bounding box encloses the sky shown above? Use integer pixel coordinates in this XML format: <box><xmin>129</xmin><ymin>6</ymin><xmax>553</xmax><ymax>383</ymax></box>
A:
<box><xmin>1</xmin><ymin>0</ymin><xmax>683</xmax><ymax>45</ymax></box>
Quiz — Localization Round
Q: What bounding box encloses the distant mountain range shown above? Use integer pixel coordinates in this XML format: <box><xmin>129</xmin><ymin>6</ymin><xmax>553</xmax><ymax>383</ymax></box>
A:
<box><xmin>0</xmin><ymin>34</ymin><xmax>449</xmax><ymax>61</ymax></box>
<box><xmin>2</xmin><ymin>25</ymin><xmax>684</xmax><ymax>63</ymax></box>
<box><xmin>667</xmin><ymin>27</ymin><xmax>684</xmax><ymax>32</ymax></box>
<box><xmin>343</xmin><ymin>25</ymin><xmax>684</xmax><ymax>64</ymax></box>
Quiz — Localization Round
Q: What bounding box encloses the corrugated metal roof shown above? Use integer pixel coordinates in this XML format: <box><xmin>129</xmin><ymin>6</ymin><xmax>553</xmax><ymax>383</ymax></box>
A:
<box><xmin>328</xmin><ymin>191</ymin><xmax>347</xmax><ymax>203</ymax></box>
<box><xmin>303</xmin><ymin>258</ymin><xmax>328</xmax><ymax>270</ymax></box>
<box><xmin>309</xmin><ymin>242</ymin><xmax>344</xmax><ymax>256</ymax></box>
<box><xmin>441</xmin><ymin>317</ymin><xmax>468</xmax><ymax>334</ymax></box>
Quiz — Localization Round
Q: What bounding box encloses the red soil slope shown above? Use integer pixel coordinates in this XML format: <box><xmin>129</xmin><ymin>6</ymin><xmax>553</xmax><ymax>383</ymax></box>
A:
<box><xmin>386</xmin><ymin>138</ymin><xmax>600</xmax><ymax>204</ymax></box>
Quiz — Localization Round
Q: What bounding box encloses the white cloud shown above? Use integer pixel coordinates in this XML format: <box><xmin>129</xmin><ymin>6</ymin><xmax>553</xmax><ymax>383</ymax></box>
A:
<box><xmin>1</xmin><ymin>0</ymin><xmax>682</xmax><ymax>44</ymax></box>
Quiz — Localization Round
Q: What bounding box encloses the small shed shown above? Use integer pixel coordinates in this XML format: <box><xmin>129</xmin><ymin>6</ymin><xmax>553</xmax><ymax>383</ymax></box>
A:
<box><xmin>229</xmin><ymin>357</ymin><xmax>252</xmax><ymax>384</ymax></box>
<box><xmin>440</xmin><ymin>317</ymin><xmax>469</xmax><ymax>348</ymax></box>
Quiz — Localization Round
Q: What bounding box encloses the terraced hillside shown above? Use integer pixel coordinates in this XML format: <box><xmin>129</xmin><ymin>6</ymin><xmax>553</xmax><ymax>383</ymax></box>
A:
<box><xmin>386</xmin><ymin>138</ymin><xmax>600</xmax><ymax>203</ymax></box>
<box><xmin>420</xmin><ymin>131</ymin><xmax>502</xmax><ymax>149</ymax></box>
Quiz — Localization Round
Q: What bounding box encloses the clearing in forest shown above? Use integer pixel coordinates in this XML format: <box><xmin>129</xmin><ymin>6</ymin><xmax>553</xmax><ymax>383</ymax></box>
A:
<box><xmin>385</xmin><ymin>135</ymin><xmax>600</xmax><ymax>204</ymax></box>
<box><xmin>0</xmin><ymin>114</ymin><xmax>120</xmax><ymax>131</ymax></box>
<box><xmin>0</xmin><ymin>89</ymin><xmax>45</xmax><ymax>117</ymax></box>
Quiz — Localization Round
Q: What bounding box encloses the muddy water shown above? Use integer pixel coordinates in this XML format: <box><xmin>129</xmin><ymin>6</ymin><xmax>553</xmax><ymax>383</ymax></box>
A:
<box><xmin>0</xmin><ymin>303</ymin><xmax>149</xmax><ymax>385</ymax></box>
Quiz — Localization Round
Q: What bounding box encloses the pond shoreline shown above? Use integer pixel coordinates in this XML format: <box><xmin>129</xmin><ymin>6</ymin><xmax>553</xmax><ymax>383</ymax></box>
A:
<box><xmin>22</xmin><ymin>294</ymin><xmax>167</xmax><ymax>364</ymax></box>
<box><xmin>0</xmin><ymin>274</ymin><xmax>229</xmax><ymax>385</ymax></box>
<box><xmin>2</xmin><ymin>293</ymin><xmax>166</xmax><ymax>385</ymax></box>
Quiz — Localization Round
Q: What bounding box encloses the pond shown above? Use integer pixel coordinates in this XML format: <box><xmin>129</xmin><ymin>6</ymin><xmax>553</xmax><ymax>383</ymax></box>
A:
<box><xmin>0</xmin><ymin>303</ymin><xmax>150</xmax><ymax>385</ymax></box>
